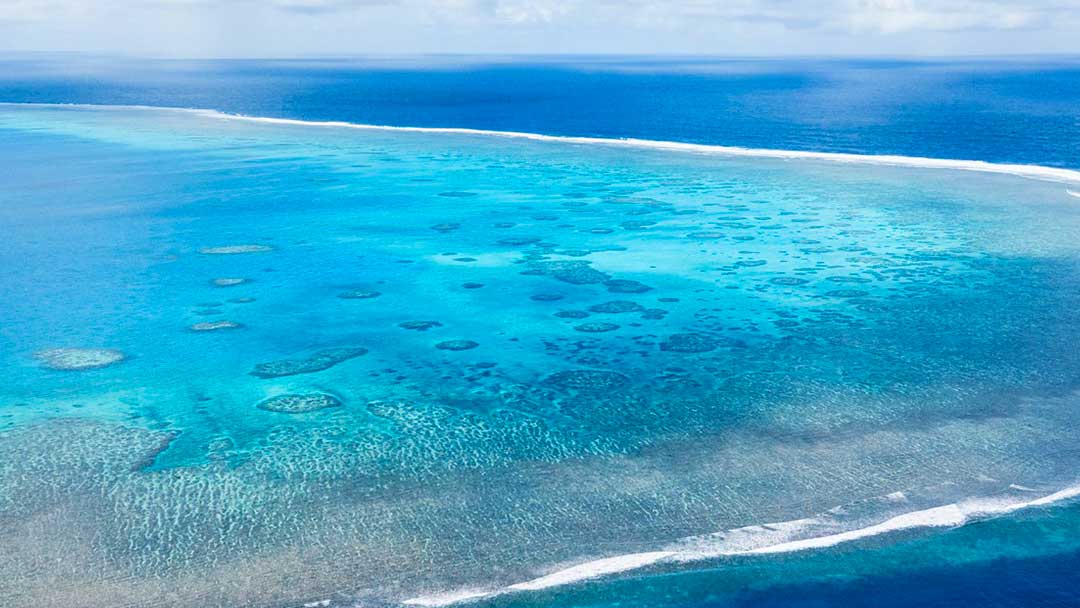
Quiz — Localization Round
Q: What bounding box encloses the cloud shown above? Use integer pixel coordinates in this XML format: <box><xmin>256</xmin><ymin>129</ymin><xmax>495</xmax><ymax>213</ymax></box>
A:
<box><xmin>842</xmin><ymin>0</ymin><xmax>1051</xmax><ymax>33</ymax></box>
<box><xmin>268</xmin><ymin>0</ymin><xmax>394</xmax><ymax>15</ymax></box>
<box><xmin>401</xmin><ymin>0</ymin><xmax>1079</xmax><ymax>34</ymax></box>
<box><xmin>2</xmin><ymin>0</ymin><xmax>1076</xmax><ymax>31</ymax></box>
<box><xmin>2</xmin><ymin>0</ymin><xmax>1080</xmax><ymax>55</ymax></box>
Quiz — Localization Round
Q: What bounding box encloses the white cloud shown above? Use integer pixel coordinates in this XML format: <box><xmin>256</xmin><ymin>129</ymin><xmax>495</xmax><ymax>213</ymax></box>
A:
<box><xmin>2</xmin><ymin>0</ymin><xmax>1080</xmax><ymax>55</ymax></box>
<box><xmin>405</xmin><ymin>0</ymin><xmax>1074</xmax><ymax>32</ymax></box>
<box><xmin>843</xmin><ymin>0</ymin><xmax>1050</xmax><ymax>33</ymax></box>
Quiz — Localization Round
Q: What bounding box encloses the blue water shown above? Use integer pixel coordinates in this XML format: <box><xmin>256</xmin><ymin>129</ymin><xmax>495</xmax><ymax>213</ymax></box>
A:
<box><xmin>3</xmin><ymin>55</ymin><xmax>1080</xmax><ymax>167</ymax></box>
<box><xmin>3</xmin><ymin>57</ymin><xmax>1080</xmax><ymax>608</ymax></box>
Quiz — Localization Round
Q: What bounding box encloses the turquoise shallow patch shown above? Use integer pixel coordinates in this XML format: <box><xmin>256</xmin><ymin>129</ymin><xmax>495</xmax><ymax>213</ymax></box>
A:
<box><xmin>3</xmin><ymin>105</ymin><xmax>1080</xmax><ymax>607</ymax></box>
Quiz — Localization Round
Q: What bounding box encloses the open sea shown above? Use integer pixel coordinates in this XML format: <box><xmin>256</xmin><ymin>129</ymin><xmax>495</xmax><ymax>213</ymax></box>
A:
<box><xmin>3</xmin><ymin>56</ymin><xmax>1080</xmax><ymax>607</ymax></box>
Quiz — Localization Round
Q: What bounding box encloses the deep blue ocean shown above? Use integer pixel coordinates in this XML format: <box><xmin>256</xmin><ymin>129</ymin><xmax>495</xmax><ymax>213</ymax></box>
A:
<box><xmin>3</xmin><ymin>56</ymin><xmax>1080</xmax><ymax>608</ymax></box>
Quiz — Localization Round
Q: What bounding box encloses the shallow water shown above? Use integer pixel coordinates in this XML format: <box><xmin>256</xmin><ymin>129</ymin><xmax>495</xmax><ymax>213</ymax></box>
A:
<box><xmin>3</xmin><ymin>104</ymin><xmax>1080</xmax><ymax>607</ymax></box>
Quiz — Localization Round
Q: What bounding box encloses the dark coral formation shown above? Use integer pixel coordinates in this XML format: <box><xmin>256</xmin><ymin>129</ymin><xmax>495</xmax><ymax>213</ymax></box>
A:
<box><xmin>604</xmin><ymin>279</ymin><xmax>652</xmax><ymax>294</ymax></box>
<box><xmin>398</xmin><ymin>321</ymin><xmax>443</xmax><ymax>332</ymax></box>
<box><xmin>542</xmin><ymin>369</ymin><xmax>630</xmax><ymax>392</ymax></box>
<box><xmin>250</xmin><ymin>347</ymin><xmax>368</xmax><ymax>379</ymax></box>
<box><xmin>338</xmin><ymin>290</ymin><xmax>382</xmax><ymax>300</ymax></box>
<box><xmin>574</xmin><ymin>322</ymin><xmax>620</xmax><ymax>333</ymax></box>
<box><xmin>527</xmin><ymin>260</ymin><xmax>611</xmax><ymax>285</ymax></box>
<box><xmin>436</xmin><ymin>340</ymin><xmax>480</xmax><ymax>351</ymax></box>
<box><xmin>256</xmin><ymin>393</ymin><xmax>342</xmax><ymax>413</ymax></box>
<box><xmin>496</xmin><ymin>237</ymin><xmax>542</xmax><ymax>246</ymax></box>
<box><xmin>769</xmin><ymin>277</ymin><xmax>809</xmax><ymax>286</ymax></box>
<box><xmin>659</xmin><ymin>333</ymin><xmax>719</xmax><ymax>353</ymax></box>
<box><xmin>34</xmin><ymin>348</ymin><xmax>127</xmax><ymax>371</ymax></box>
<box><xmin>587</xmin><ymin>301</ymin><xmax>645</xmax><ymax>314</ymax></box>
<box><xmin>555</xmin><ymin>310</ymin><xmax>590</xmax><ymax>319</ymax></box>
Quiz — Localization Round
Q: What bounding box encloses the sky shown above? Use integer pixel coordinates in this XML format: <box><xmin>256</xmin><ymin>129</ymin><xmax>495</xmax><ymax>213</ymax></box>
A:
<box><xmin>2</xmin><ymin>0</ymin><xmax>1080</xmax><ymax>57</ymax></box>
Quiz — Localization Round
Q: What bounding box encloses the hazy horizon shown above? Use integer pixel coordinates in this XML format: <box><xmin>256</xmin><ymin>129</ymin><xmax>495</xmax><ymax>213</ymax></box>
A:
<box><xmin>4</xmin><ymin>1</ymin><xmax>1080</xmax><ymax>58</ymax></box>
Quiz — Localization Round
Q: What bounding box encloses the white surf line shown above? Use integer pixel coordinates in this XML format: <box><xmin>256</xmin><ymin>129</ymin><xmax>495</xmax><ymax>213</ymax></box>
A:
<box><xmin>403</xmin><ymin>589</ymin><xmax>494</xmax><ymax>607</ymax></box>
<box><xmin>732</xmin><ymin>504</ymin><xmax>965</xmax><ymax>556</ymax></box>
<box><xmin>199</xmin><ymin>111</ymin><xmax>1080</xmax><ymax>186</ymax></box>
<box><xmin>4</xmin><ymin>102</ymin><xmax>1080</xmax><ymax>186</ymax></box>
<box><xmin>1067</xmin><ymin>189</ymin><xmax>1080</xmax><ymax>198</ymax></box>
<box><xmin>402</xmin><ymin>482</ymin><xmax>1080</xmax><ymax>606</ymax></box>
<box><xmin>506</xmin><ymin>551</ymin><xmax>676</xmax><ymax>592</ymax></box>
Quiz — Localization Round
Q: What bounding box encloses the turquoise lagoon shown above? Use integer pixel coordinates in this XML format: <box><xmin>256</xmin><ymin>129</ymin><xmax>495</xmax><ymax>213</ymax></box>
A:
<box><xmin>3</xmin><ymin>104</ymin><xmax>1080</xmax><ymax>606</ymax></box>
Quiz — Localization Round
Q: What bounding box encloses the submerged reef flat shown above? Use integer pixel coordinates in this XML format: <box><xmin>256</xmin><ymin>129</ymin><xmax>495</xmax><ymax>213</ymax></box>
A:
<box><xmin>33</xmin><ymin>348</ymin><xmax>126</xmax><ymax>371</ymax></box>
<box><xmin>250</xmin><ymin>347</ymin><xmax>368</xmax><ymax>378</ymax></box>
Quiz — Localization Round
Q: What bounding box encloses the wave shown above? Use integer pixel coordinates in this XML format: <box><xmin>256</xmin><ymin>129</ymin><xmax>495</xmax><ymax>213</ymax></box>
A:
<box><xmin>403</xmin><ymin>482</ymin><xmax>1080</xmax><ymax>606</ymax></box>
<box><xmin>4</xmin><ymin>102</ymin><xmax>1080</xmax><ymax>186</ymax></box>
<box><xmin>1068</xmin><ymin>189</ymin><xmax>1080</xmax><ymax>198</ymax></box>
